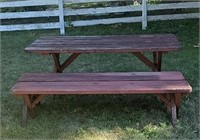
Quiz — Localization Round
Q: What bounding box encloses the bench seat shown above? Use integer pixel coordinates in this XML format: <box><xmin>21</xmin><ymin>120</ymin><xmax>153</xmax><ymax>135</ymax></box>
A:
<box><xmin>12</xmin><ymin>72</ymin><xmax>192</xmax><ymax>126</ymax></box>
<box><xmin>12</xmin><ymin>72</ymin><xmax>191</xmax><ymax>95</ymax></box>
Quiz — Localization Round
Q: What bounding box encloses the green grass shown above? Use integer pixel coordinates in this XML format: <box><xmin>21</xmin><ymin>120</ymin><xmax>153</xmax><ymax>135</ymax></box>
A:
<box><xmin>1</xmin><ymin>19</ymin><xmax>199</xmax><ymax>139</ymax></box>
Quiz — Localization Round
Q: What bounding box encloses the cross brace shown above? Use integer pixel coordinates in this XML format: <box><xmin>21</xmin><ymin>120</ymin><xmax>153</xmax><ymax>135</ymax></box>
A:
<box><xmin>52</xmin><ymin>53</ymin><xmax>81</xmax><ymax>73</ymax></box>
<box><xmin>157</xmin><ymin>93</ymin><xmax>182</xmax><ymax>126</ymax></box>
<box><xmin>52</xmin><ymin>52</ymin><xmax>164</xmax><ymax>72</ymax></box>
<box><xmin>22</xmin><ymin>94</ymin><xmax>45</xmax><ymax>125</ymax></box>
<box><xmin>132</xmin><ymin>52</ymin><xmax>163</xmax><ymax>71</ymax></box>
<box><xmin>21</xmin><ymin>93</ymin><xmax>183</xmax><ymax>127</ymax></box>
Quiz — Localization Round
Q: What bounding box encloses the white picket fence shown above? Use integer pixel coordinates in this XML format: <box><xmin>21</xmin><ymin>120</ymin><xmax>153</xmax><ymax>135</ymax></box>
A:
<box><xmin>0</xmin><ymin>0</ymin><xmax>199</xmax><ymax>34</ymax></box>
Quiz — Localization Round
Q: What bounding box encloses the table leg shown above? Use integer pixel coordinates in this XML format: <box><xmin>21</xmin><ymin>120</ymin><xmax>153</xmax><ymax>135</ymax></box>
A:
<box><xmin>153</xmin><ymin>52</ymin><xmax>157</xmax><ymax>71</ymax></box>
<box><xmin>52</xmin><ymin>53</ymin><xmax>62</xmax><ymax>73</ymax></box>
<box><xmin>153</xmin><ymin>52</ymin><xmax>162</xmax><ymax>71</ymax></box>
<box><xmin>157</xmin><ymin>52</ymin><xmax>162</xmax><ymax>71</ymax></box>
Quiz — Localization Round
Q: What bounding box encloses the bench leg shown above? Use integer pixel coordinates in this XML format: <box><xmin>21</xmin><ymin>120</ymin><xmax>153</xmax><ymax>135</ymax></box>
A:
<box><xmin>170</xmin><ymin>94</ymin><xmax>183</xmax><ymax>127</ymax></box>
<box><xmin>22</xmin><ymin>102</ymin><xmax>28</xmax><ymax>126</ymax></box>
<box><xmin>170</xmin><ymin>94</ymin><xmax>177</xmax><ymax>127</ymax></box>
<box><xmin>22</xmin><ymin>103</ymin><xmax>36</xmax><ymax>126</ymax></box>
<box><xmin>22</xmin><ymin>95</ymin><xmax>32</xmax><ymax>125</ymax></box>
<box><xmin>21</xmin><ymin>95</ymin><xmax>45</xmax><ymax>125</ymax></box>
<box><xmin>175</xmin><ymin>93</ymin><xmax>182</xmax><ymax>118</ymax></box>
<box><xmin>158</xmin><ymin>94</ymin><xmax>181</xmax><ymax>127</ymax></box>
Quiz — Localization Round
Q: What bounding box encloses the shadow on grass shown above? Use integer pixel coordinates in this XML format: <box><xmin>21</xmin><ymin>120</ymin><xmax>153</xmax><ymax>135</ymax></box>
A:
<box><xmin>19</xmin><ymin>95</ymin><xmax>173</xmax><ymax>139</ymax></box>
<box><xmin>1</xmin><ymin>19</ymin><xmax>199</xmax><ymax>139</ymax></box>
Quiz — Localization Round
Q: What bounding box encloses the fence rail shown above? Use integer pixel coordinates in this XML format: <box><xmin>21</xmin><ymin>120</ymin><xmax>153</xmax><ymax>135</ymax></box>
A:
<box><xmin>0</xmin><ymin>0</ymin><xmax>58</xmax><ymax>8</ymax></box>
<box><xmin>0</xmin><ymin>0</ymin><xmax>199</xmax><ymax>34</ymax></box>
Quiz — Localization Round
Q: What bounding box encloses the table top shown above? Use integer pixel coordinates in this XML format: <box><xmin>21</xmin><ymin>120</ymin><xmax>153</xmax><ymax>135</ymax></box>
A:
<box><xmin>25</xmin><ymin>34</ymin><xmax>181</xmax><ymax>54</ymax></box>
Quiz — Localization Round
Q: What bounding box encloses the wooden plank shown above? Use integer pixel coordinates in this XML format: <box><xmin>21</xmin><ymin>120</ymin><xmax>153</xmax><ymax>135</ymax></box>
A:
<box><xmin>12</xmin><ymin>80</ymin><xmax>192</xmax><ymax>95</ymax></box>
<box><xmin>37</xmin><ymin>34</ymin><xmax>179</xmax><ymax>43</ymax></box>
<box><xmin>63</xmin><ymin>0</ymin><xmax>124</xmax><ymax>4</ymax></box>
<box><xmin>1</xmin><ymin>1</ymin><xmax>199</xmax><ymax>32</ymax></box>
<box><xmin>148</xmin><ymin>13</ymin><xmax>200</xmax><ymax>21</ymax></box>
<box><xmin>0</xmin><ymin>0</ymin><xmax>58</xmax><ymax>8</ymax></box>
<box><xmin>58</xmin><ymin>0</ymin><xmax>65</xmax><ymax>35</ymax></box>
<box><xmin>69</xmin><ymin>16</ymin><xmax>141</xmax><ymax>27</ymax></box>
<box><xmin>0</xmin><ymin>22</ymin><xmax>60</xmax><ymax>31</ymax></box>
<box><xmin>32</xmin><ymin>41</ymin><xmax>179</xmax><ymax>45</ymax></box>
<box><xmin>25</xmin><ymin>45</ymin><xmax>179</xmax><ymax>53</ymax></box>
<box><xmin>25</xmin><ymin>34</ymin><xmax>180</xmax><ymax>53</ymax></box>
<box><xmin>142</xmin><ymin>0</ymin><xmax>147</xmax><ymax>30</ymax></box>
<box><xmin>148</xmin><ymin>2</ymin><xmax>200</xmax><ymax>11</ymax></box>
<box><xmin>64</xmin><ymin>5</ymin><xmax>142</xmax><ymax>16</ymax></box>
<box><xmin>18</xmin><ymin>72</ymin><xmax>186</xmax><ymax>82</ymax></box>
<box><xmin>0</xmin><ymin>10</ymin><xmax>59</xmax><ymax>19</ymax></box>
<box><xmin>63</xmin><ymin>1</ymin><xmax>200</xmax><ymax>14</ymax></box>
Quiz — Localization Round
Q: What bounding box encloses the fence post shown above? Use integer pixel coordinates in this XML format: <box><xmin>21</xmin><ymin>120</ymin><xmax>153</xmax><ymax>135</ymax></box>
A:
<box><xmin>142</xmin><ymin>0</ymin><xmax>147</xmax><ymax>30</ymax></box>
<box><xmin>58</xmin><ymin>0</ymin><xmax>65</xmax><ymax>35</ymax></box>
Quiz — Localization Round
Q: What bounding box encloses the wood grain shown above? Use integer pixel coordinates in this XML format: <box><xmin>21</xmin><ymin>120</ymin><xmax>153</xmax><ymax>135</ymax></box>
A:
<box><xmin>18</xmin><ymin>72</ymin><xmax>186</xmax><ymax>82</ymax></box>
<box><xmin>12</xmin><ymin>72</ymin><xmax>192</xmax><ymax>95</ymax></box>
<box><xmin>25</xmin><ymin>34</ymin><xmax>181</xmax><ymax>54</ymax></box>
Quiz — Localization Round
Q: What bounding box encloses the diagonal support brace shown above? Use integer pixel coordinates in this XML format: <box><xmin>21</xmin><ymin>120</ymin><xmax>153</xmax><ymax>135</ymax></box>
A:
<box><xmin>132</xmin><ymin>52</ymin><xmax>163</xmax><ymax>71</ymax></box>
<box><xmin>132</xmin><ymin>52</ymin><xmax>157</xmax><ymax>70</ymax></box>
<box><xmin>22</xmin><ymin>94</ymin><xmax>45</xmax><ymax>125</ymax></box>
<box><xmin>23</xmin><ymin>95</ymin><xmax>45</xmax><ymax>109</ymax></box>
<box><xmin>52</xmin><ymin>53</ymin><xmax>81</xmax><ymax>73</ymax></box>
<box><xmin>60</xmin><ymin>53</ymin><xmax>81</xmax><ymax>72</ymax></box>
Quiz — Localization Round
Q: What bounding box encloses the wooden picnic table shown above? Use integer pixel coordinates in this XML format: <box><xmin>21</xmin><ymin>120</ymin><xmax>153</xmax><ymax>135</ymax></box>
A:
<box><xmin>12</xmin><ymin>33</ymin><xmax>192</xmax><ymax>127</ymax></box>
<box><xmin>25</xmin><ymin>34</ymin><xmax>181</xmax><ymax>72</ymax></box>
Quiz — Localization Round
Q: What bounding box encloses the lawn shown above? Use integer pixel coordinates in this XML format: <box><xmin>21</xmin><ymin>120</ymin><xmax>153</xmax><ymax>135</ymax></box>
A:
<box><xmin>1</xmin><ymin>19</ymin><xmax>199</xmax><ymax>139</ymax></box>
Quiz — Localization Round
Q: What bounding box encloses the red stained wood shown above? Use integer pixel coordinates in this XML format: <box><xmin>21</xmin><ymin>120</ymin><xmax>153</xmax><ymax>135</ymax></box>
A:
<box><xmin>25</xmin><ymin>34</ymin><xmax>181</xmax><ymax>54</ymax></box>
<box><xmin>18</xmin><ymin>72</ymin><xmax>185</xmax><ymax>82</ymax></box>
<box><xmin>12</xmin><ymin>72</ymin><xmax>192</xmax><ymax>95</ymax></box>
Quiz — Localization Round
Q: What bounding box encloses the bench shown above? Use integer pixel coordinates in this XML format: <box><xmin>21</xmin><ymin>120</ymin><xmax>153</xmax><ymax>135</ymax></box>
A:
<box><xmin>12</xmin><ymin>71</ymin><xmax>192</xmax><ymax>126</ymax></box>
